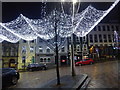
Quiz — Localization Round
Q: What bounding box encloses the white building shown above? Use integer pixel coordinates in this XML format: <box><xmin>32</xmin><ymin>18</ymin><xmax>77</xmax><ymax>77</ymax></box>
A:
<box><xmin>18</xmin><ymin>39</ymin><xmax>36</xmax><ymax>70</ymax></box>
<box><xmin>35</xmin><ymin>37</ymin><xmax>69</xmax><ymax>66</ymax></box>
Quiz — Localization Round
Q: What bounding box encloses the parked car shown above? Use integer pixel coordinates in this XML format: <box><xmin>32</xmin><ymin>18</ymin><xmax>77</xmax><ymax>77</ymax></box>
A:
<box><xmin>27</xmin><ymin>63</ymin><xmax>47</xmax><ymax>71</ymax></box>
<box><xmin>75</xmin><ymin>58</ymin><xmax>94</xmax><ymax>66</ymax></box>
<box><xmin>1</xmin><ymin>68</ymin><xmax>20</xmax><ymax>87</ymax></box>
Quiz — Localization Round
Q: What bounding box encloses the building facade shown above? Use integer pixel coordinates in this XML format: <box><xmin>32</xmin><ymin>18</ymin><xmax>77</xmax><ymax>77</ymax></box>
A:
<box><xmin>67</xmin><ymin>23</ymin><xmax>120</xmax><ymax>61</ymax></box>
<box><xmin>18</xmin><ymin>39</ymin><xmax>36</xmax><ymax>70</ymax></box>
<box><xmin>35</xmin><ymin>37</ymin><xmax>69</xmax><ymax>66</ymax></box>
<box><xmin>1</xmin><ymin>23</ymin><xmax>119</xmax><ymax>69</ymax></box>
<box><xmin>2</xmin><ymin>41</ymin><xmax>19</xmax><ymax>69</ymax></box>
<box><xmin>88</xmin><ymin>23</ymin><xmax>120</xmax><ymax>59</ymax></box>
<box><xmin>0</xmin><ymin>43</ymin><xmax>2</xmax><ymax>68</ymax></box>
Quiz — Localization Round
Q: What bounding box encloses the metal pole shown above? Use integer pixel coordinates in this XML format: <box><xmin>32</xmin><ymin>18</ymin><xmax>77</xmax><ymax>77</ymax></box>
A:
<box><xmin>70</xmin><ymin>1</ymin><xmax>76</xmax><ymax>77</ymax></box>
<box><xmin>71</xmin><ymin>34</ymin><xmax>76</xmax><ymax>76</ymax></box>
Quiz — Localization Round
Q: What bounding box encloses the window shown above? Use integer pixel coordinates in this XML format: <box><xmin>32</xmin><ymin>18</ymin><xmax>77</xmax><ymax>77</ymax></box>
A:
<box><xmin>23</xmin><ymin>40</ymin><xmax>26</xmax><ymax>43</ymax></box>
<box><xmin>76</xmin><ymin>37</ymin><xmax>79</xmax><ymax>42</ymax></box>
<box><xmin>94</xmin><ymin>34</ymin><xmax>98</xmax><ymax>42</ymax></box>
<box><xmin>46</xmin><ymin>48</ymin><xmax>50</xmax><ymax>53</ymax></box>
<box><xmin>30</xmin><ymin>40</ymin><xmax>34</xmax><ymax>43</ymax></box>
<box><xmin>74</xmin><ymin>45</ymin><xmax>76</xmax><ymax>51</ymax></box>
<box><xmin>94</xmin><ymin>27</ymin><xmax>96</xmax><ymax>31</ymax></box>
<box><xmin>40</xmin><ymin>58</ymin><xmax>51</xmax><ymax>63</ymax></box>
<box><xmin>39</xmin><ymin>46</ymin><xmax>43</xmax><ymax>53</ymax></box>
<box><xmin>61</xmin><ymin>47</ymin><xmax>65</xmax><ymax>52</ymax></box>
<box><xmin>89</xmin><ymin>35</ymin><xmax>93</xmax><ymax>43</ymax></box>
<box><xmin>61</xmin><ymin>38</ymin><xmax>64</xmax><ymax>42</ymax></box>
<box><xmin>22</xmin><ymin>46</ymin><xmax>26</xmax><ymax>53</ymax></box>
<box><xmin>30</xmin><ymin>46</ymin><xmax>34</xmax><ymax>52</ymax></box>
<box><xmin>22</xmin><ymin>56</ymin><xmax>26</xmax><ymax>63</ymax></box>
<box><xmin>107</xmin><ymin>25</ymin><xmax>110</xmax><ymax>31</ymax></box>
<box><xmin>103</xmin><ymin>34</ymin><xmax>107</xmax><ymax>42</ymax></box>
<box><xmin>47</xmin><ymin>58</ymin><xmax>50</xmax><ymax>62</ymax></box>
<box><xmin>83</xmin><ymin>36</ymin><xmax>86</xmax><ymax>42</ymax></box>
<box><xmin>108</xmin><ymin>35</ymin><xmax>112</xmax><ymax>42</ymax></box>
<box><xmin>69</xmin><ymin>37</ymin><xmax>71</xmax><ymax>42</ymax></box>
<box><xmin>111</xmin><ymin>25</ymin><xmax>114</xmax><ymax>31</ymax></box>
<box><xmin>39</xmin><ymin>49</ymin><xmax>43</xmax><ymax>53</ymax></box>
<box><xmin>115</xmin><ymin>26</ymin><xmax>119</xmax><ymax>31</ymax></box>
<box><xmin>40</xmin><ymin>58</ymin><xmax>43</xmax><ymax>62</ymax></box>
<box><xmin>102</xmin><ymin>26</ymin><xmax>106</xmax><ymax>31</ymax></box>
<box><xmin>39</xmin><ymin>38</ymin><xmax>43</xmax><ymax>42</ymax></box>
<box><xmin>99</xmin><ymin>34</ymin><xmax>102</xmax><ymax>42</ymax></box>
<box><xmin>77</xmin><ymin>45</ymin><xmax>80</xmax><ymax>51</ymax></box>
<box><xmin>44</xmin><ymin>58</ymin><xmax>46</xmax><ymax>62</ymax></box>
<box><xmin>98</xmin><ymin>26</ymin><xmax>101</xmax><ymax>31</ymax></box>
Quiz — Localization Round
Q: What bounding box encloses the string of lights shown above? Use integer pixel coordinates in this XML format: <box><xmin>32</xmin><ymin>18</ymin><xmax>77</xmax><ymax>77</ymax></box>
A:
<box><xmin>0</xmin><ymin>0</ymin><xmax>119</xmax><ymax>43</ymax></box>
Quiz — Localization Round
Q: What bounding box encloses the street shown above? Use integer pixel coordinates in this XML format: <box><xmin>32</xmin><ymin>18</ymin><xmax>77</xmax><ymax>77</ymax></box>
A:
<box><xmin>8</xmin><ymin>60</ymin><xmax>119</xmax><ymax>88</ymax></box>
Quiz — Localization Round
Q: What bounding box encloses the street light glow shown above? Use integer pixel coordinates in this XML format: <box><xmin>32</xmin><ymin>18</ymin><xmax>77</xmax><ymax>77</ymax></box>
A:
<box><xmin>61</xmin><ymin>0</ymin><xmax>65</xmax><ymax>2</ymax></box>
<box><xmin>73</xmin><ymin>0</ymin><xmax>77</xmax><ymax>4</ymax></box>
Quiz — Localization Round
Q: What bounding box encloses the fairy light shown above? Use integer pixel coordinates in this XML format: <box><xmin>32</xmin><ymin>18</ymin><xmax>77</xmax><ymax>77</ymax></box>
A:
<box><xmin>0</xmin><ymin>0</ymin><xmax>119</xmax><ymax>43</ymax></box>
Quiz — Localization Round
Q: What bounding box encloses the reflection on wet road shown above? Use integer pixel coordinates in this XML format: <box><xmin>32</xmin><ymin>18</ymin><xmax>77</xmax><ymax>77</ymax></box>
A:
<box><xmin>9</xmin><ymin>60</ymin><xmax>119</xmax><ymax>88</ymax></box>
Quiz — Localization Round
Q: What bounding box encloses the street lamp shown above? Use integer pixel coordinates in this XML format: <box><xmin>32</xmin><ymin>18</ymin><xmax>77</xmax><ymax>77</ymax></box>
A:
<box><xmin>70</xmin><ymin>0</ymin><xmax>79</xmax><ymax>76</ymax></box>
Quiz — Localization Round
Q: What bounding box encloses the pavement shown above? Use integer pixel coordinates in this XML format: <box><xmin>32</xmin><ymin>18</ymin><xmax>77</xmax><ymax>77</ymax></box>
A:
<box><xmin>7</xmin><ymin>60</ymin><xmax>119</xmax><ymax>89</ymax></box>
<box><xmin>38</xmin><ymin>74</ymin><xmax>89</xmax><ymax>89</ymax></box>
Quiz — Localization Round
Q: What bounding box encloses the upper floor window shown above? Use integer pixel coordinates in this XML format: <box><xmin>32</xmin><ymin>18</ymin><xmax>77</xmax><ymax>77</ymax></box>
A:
<box><xmin>69</xmin><ymin>37</ymin><xmax>71</xmax><ymax>42</ymax></box>
<box><xmin>46</xmin><ymin>48</ymin><xmax>50</xmax><ymax>53</ymax></box>
<box><xmin>115</xmin><ymin>26</ymin><xmax>119</xmax><ymax>31</ymax></box>
<box><xmin>23</xmin><ymin>40</ymin><xmax>26</xmax><ymax>43</ymax></box>
<box><xmin>22</xmin><ymin>56</ymin><xmax>26</xmax><ymax>63</ymax></box>
<box><xmin>103</xmin><ymin>34</ymin><xmax>107</xmax><ymax>42</ymax></box>
<box><xmin>39</xmin><ymin>38</ymin><xmax>43</xmax><ymax>42</ymax></box>
<box><xmin>30</xmin><ymin>40</ymin><xmax>34</xmax><ymax>43</ymax></box>
<box><xmin>98</xmin><ymin>26</ymin><xmax>101</xmax><ymax>31</ymax></box>
<box><xmin>94</xmin><ymin>27</ymin><xmax>96</xmax><ymax>31</ymax></box>
<box><xmin>89</xmin><ymin>34</ymin><xmax>93</xmax><ymax>43</ymax></box>
<box><xmin>30</xmin><ymin>46</ymin><xmax>34</xmax><ymax>52</ymax></box>
<box><xmin>61</xmin><ymin>38</ymin><xmax>64</xmax><ymax>42</ymax></box>
<box><xmin>108</xmin><ymin>34</ymin><xmax>112</xmax><ymax>42</ymax></box>
<box><xmin>107</xmin><ymin>25</ymin><xmax>110</xmax><ymax>31</ymax></box>
<box><xmin>39</xmin><ymin>46</ymin><xmax>43</xmax><ymax>53</ymax></box>
<box><xmin>99</xmin><ymin>34</ymin><xmax>103</xmax><ymax>42</ymax></box>
<box><xmin>77</xmin><ymin>45</ymin><xmax>80</xmax><ymax>51</ymax></box>
<box><xmin>61</xmin><ymin>46</ymin><xmax>65</xmax><ymax>52</ymax></box>
<box><xmin>76</xmin><ymin>37</ymin><xmax>79</xmax><ymax>42</ymax></box>
<box><xmin>22</xmin><ymin>46</ymin><xmax>26</xmax><ymax>53</ymax></box>
<box><xmin>102</xmin><ymin>26</ymin><xmax>106</xmax><ymax>31</ymax></box>
<box><xmin>94</xmin><ymin>34</ymin><xmax>98</xmax><ymax>42</ymax></box>
<box><xmin>111</xmin><ymin>25</ymin><xmax>114</xmax><ymax>31</ymax></box>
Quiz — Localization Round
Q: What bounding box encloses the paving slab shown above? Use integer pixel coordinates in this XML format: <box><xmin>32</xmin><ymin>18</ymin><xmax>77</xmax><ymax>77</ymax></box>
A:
<box><xmin>38</xmin><ymin>74</ymin><xmax>88</xmax><ymax>90</ymax></box>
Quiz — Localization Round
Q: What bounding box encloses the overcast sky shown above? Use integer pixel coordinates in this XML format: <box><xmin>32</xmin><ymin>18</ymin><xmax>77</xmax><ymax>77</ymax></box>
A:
<box><xmin>2</xmin><ymin>2</ymin><xmax>120</xmax><ymax>23</ymax></box>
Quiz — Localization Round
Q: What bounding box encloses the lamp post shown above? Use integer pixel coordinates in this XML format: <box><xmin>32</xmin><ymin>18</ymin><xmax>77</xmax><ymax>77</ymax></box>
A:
<box><xmin>70</xmin><ymin>0</ymin><xmax>77</xmax><ymax>76</ymax></box>
<box><xmin>61</xmin><ymin>0</ymin><xmax>77</xmax><ymax>77</ymax></box>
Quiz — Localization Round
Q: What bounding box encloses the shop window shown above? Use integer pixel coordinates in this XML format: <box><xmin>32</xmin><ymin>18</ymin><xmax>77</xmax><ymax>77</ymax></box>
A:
<box><xmin>48</xmin><ymin>58</ymin><xmax>51</xmax><ymax>62</ymax></box>
<box><xmin>40</xmin><ymin>58</ymin><xmax>43</xmax><ymax>62</ymax></box>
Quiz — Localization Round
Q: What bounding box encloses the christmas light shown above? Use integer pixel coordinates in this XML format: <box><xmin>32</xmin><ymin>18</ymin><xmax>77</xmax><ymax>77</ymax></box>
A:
<box><xmin>0</xmin><ymin>0</ymin><xmax>119</xmax><ymax>43</ymax></box>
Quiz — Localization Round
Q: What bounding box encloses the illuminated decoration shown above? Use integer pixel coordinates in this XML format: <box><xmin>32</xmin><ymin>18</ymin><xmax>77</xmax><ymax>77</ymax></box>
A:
<box><xmin>0</xmin><ymin>38</ymin><xmax>4</xmax><ymax>43</ymax></box>
<box><xmin>113</xmin><ymin>31</ymin><xmax>119</xmax><ymax>49</ymax></box>
<box><xmin>0</xmin><ymin>23</ymin><xmax>20</xmax><ymax>43</ymax></box>
<box><xmin>0</xmin><ymin>0</ymin><xmax>119</xmax><ymax>43</ymax></box>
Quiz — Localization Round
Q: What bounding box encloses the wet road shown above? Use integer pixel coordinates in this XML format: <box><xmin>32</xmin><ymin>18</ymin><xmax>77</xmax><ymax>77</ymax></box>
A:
<box><xmin>9</xmin><ymin>60</ymin><xmax>119</xmax><ymax>88</ymax></box>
